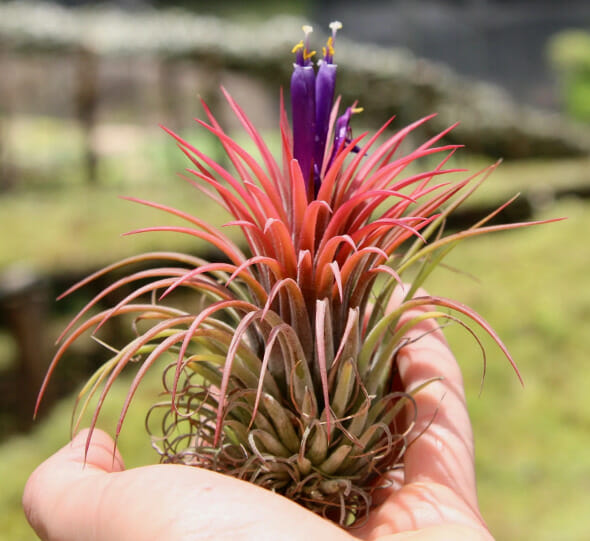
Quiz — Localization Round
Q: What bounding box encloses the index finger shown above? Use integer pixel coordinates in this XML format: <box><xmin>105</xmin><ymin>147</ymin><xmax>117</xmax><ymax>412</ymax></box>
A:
<box><xmin>397</xmin><ymin>311</ymin><xmax>479</xmax><ymax>511</ymax></box>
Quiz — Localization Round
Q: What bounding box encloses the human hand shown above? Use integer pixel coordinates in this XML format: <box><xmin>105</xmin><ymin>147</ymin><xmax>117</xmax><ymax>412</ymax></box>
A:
<box><xmin>23</xmin><ymin>303</ymin><xmax>493</xmax><ymax>540</ymax></box>
<box><xmin>352</xmin><ymin>299</ymin><xmax>494</xmax><ymax>540</ymax></box>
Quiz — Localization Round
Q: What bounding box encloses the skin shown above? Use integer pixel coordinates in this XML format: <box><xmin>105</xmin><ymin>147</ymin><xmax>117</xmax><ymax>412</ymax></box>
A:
<box><xmin>23</xmin><ymin>298</ymin><xmax>494</xmax><ymax>540</ymax></box>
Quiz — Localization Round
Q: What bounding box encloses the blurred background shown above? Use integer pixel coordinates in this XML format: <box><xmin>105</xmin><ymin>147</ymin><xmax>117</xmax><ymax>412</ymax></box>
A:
<box><xmin>1</xmin><ymin>0</ymin><xmax>589</xmax><ymax>539</ymax></box>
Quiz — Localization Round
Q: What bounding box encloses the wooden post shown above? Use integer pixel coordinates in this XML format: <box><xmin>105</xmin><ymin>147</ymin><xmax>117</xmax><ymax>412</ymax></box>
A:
<box><xmin>0</xmin><ymin>265</ymin><xmax>50</xmax><ymax>428</ymax></box>
<box><xmin>0</xmin><ymin>48</ymin><xmax>15</xmax><ymax>192</ymax></box>
<box><xmin>75</xmin><ymin>47</ymin><xmax>99</xmax><ymax>185</ymax></box>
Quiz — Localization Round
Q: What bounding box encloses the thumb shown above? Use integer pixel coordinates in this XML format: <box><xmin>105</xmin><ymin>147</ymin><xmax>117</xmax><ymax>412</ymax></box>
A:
<box><xmin>23</xmin><ymin>429</ymin><xmax>353</xmax><ymax>541</ymax></box>
<box><xmin>23</xmin><ymin>429</ymin><xmax>124</xmax><ymax>540</ymax></box>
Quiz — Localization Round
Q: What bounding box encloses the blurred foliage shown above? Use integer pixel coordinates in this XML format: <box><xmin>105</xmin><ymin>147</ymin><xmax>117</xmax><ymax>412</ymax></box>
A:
<box><xmin>548</xmin><ymin>30</ymin><xmax>590</xmax><ymax>72</ymax></box>
<box><xmin>2</xmin><ymin>1</ymin><xmax>590</xmax><ymax>158</ymax></box>
<box><xmin>548</xmin><ymin>30</ymin><xmax>590</xmax><ymax>122</ymax></box>
<box><xmin>151</xmin><ymin>0</ymin><xmax>312</xmax><ymax>19</ymax></box>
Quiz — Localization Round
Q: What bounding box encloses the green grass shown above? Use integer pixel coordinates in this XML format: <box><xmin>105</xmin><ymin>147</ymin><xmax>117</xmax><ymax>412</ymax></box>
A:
<box><xmin>1</xmin><ymin>117</ymin><xmax>232</xmax><ymax>272</ymax></box>
<box><xmin>449</xmin><ymin>154</ymin><xmax>590</xmax><ymax>205</ymax></box>
<box><xmin>0</xmin><ymin>183</ymin><xmax>230</xmax><ymax>271</ymax></box>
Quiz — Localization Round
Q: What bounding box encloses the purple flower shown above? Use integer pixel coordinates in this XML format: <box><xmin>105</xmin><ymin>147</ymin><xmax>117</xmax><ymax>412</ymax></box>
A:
<box><xmin>314</xmin><ymin>22</ymin><xmax>341</xmax><ymax>190</ymax></box>
<box><xmin>332</xmin><ymin>105</ymin><xmax>352</xmax><ymax>157</ymax></box>
<box><xmin>291</xmin><ymin>22</ymin><xmax>356</xmax><ymax>199</ymax></box>
<box><xmin>291</xmin><ymin>26</ymin><xmax>316</xmax><ymax>195</ymax></box>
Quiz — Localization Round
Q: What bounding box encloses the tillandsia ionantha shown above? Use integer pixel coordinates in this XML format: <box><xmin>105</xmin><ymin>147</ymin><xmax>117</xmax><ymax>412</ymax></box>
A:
<box><xmin>36</xmin><ymin>23</ymin><xmax>556</xmax><ymax>527</ymax></box>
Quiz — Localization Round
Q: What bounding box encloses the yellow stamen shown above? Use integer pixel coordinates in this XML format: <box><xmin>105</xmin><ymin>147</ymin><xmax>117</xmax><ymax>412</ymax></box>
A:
<box><xmin>352</xmin><ymin>107</ymin><xmax>364</xmax><ymax>114</ymax></box>
<box><xmin>325</xmin><ymin>36</ymin><xmax>335</xmax><ymax>58</ymax></box>
<box><xmin>292</xmin><ymin>41</ymin><xmax>304</xmax><ymax>54</ymax></box>
<box><xmin>302</xmin><ymin>25</ymin><xmax>315</xmax><ymax>60</ymax></box>
<box><xmin>293</xmin><ymin>27</ymin><xmax>316</xmax><ymax>60</ymax></box>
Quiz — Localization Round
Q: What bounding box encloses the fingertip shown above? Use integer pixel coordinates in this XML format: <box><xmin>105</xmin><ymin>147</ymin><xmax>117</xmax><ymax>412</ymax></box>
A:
<box><xmin>69</xmin><ymin>428</ymin><xmax>125</xmax><ymax>473</ymax></box>
<box><xmin>23</xmin><ymin>429</ymin><xmax>125</xmax><ymax>540</ymax></box>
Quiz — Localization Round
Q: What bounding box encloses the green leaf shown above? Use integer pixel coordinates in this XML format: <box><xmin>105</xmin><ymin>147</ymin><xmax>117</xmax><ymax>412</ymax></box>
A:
<box><xmin>261</xmin><ymin>394</ymin><xmax>300</xmax><ymax>454</ymax></box>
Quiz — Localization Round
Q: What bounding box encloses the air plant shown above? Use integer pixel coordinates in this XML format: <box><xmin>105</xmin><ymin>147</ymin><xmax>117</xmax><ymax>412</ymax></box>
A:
<box><xmin>37</xmin><ymin>23</ymin><xmax>555</xmax><ymax>527</ymax></box>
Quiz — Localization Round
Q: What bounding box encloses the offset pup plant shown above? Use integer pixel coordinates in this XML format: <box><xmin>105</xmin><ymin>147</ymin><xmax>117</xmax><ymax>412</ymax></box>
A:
<box><xmin>37</xmin><ymin>24</ymin><xmax>554</xmax><ymax>527</ymax></box>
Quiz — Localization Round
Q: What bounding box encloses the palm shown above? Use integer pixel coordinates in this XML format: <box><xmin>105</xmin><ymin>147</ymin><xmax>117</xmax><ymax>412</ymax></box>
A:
<box><xmin>354</xmin><ymin>482</ymin><xmax>492</xmax><ymax>540</ymax></box>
